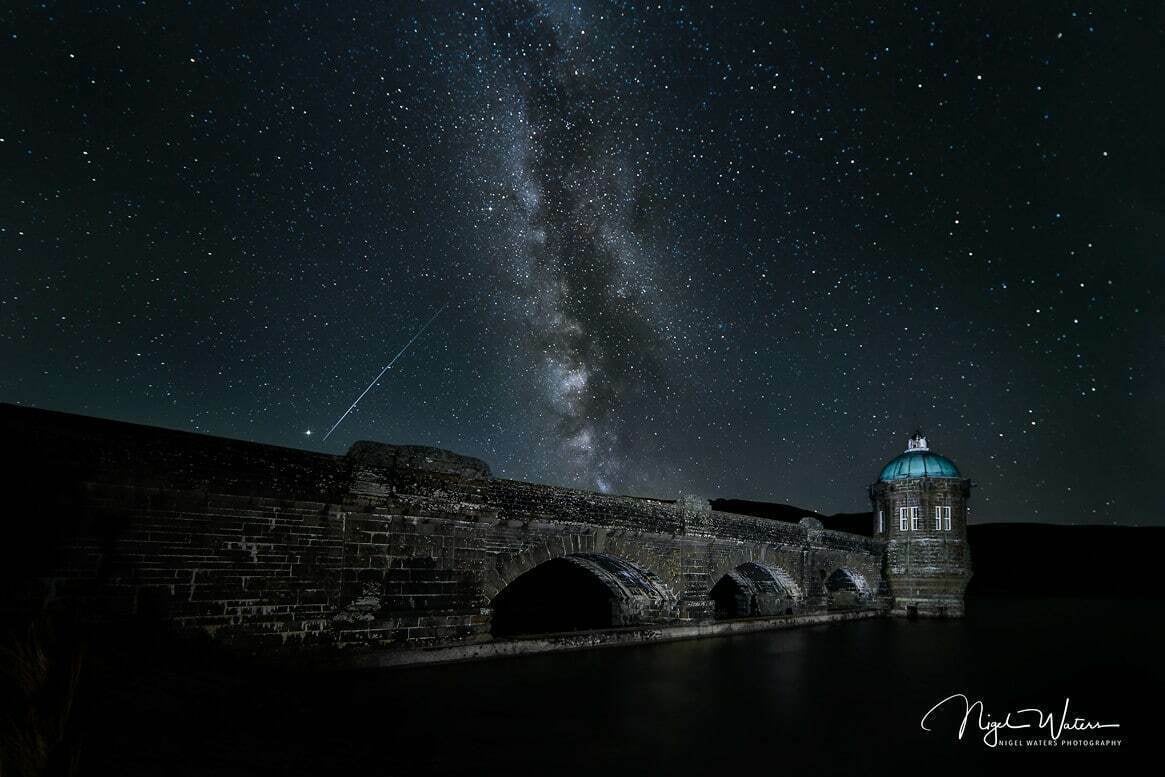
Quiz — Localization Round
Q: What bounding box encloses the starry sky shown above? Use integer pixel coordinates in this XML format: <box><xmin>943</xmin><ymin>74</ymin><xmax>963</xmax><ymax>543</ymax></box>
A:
<box><xmin>2</xmin><ymin>2</ymin><xmax>1161</xmax><ymax>525</ymax></box>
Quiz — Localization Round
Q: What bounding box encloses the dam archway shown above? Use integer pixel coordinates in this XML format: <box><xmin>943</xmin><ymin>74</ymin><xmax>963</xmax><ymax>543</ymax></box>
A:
<box><xmin>710</xmin><ymin>562</ymin><xmax>802</xmax><ymax>618</ymax></box>
<box><xmin>490</xmin><ymin>553</ymin><xmax>675</xmax><ymax>637</ymax></box>
<box><xmin>825</xmin><ymin>567</ymin><xmax>872</xmax><ymax>609</ymax></box>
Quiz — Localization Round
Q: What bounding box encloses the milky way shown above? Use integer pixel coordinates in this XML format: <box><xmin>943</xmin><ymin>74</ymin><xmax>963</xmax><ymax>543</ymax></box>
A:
<box><xmin>483</xmin><ymin>2</ymin><xmax>680</xmax><ymax>492</ymax></box>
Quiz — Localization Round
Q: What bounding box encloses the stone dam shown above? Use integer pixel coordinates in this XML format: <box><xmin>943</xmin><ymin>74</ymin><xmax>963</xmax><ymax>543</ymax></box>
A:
<box><xmin>0</xmin><ymin>404</ymin><xmax>969</xmax><ymax>666</ymax></box>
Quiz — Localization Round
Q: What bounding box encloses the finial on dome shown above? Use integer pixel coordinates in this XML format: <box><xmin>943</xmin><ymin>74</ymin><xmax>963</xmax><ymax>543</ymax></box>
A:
<box><xmin>906</xmin><ymin>429</ymin><xmax>929</xmax><ymax>452</ymax></box>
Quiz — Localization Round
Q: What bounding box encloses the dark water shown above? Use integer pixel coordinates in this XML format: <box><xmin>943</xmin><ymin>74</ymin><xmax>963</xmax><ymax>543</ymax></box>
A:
<box><xmin>84</xmin><ymin>596</ymin><xmax>1161</xmax><ymax>775</ymax></box>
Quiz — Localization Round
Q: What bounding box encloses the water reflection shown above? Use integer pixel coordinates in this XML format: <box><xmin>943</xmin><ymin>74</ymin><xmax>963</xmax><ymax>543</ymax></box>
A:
<box><xmin>87</xmin><ymin>597</ymin><xmax>1160</xmax><ymax>775</ymax></box>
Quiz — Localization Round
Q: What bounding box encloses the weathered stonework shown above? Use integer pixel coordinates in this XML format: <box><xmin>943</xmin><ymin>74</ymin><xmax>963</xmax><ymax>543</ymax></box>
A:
<box><xmin>869</xmin><ymin>434</ymin><xmax>973</xmax><ymax>617</ymax></box>
<box><xmin>1</xmin><ymin>404</ymin><xmax>900</xmax><ymax>663</ymax></box>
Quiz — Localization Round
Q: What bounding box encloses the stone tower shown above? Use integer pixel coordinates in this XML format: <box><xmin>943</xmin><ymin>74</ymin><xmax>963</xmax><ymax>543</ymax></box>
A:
<box><xmin>869</xmin><ymin>431</ymin><xmax>972</xmax><ymax>617</ymax></box>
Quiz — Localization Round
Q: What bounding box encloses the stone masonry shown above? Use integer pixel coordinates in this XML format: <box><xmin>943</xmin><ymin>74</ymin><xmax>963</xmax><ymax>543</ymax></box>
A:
<box><xmin>869</xmin><ymin>440</ymin><xmax>973</xmax><ymax>617</ymax></box>
<box><xmin>1</xmin><ymin>404</ymin><xmax>890</xmax><ymax>660</ymax></box>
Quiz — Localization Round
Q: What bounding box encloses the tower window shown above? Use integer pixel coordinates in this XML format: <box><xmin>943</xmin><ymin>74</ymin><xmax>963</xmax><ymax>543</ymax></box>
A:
<box><xmin>877</xmin><ymin>510</ymin><xmax>884</xmax><ymax>533</ymax></box>
<box><xmin>940</xmin><ymin>505</ymin><xmax>952</xmax><ymax>531</ymax></box>
<box><xmin>909</xmin><ymin>506</ymin><xmax>920</xmax><ymax>531</ymax></box>
<box><xmin>899</xmin><ymin>507</ymin><xmax>908</xmax><ymax>531</ymax></box>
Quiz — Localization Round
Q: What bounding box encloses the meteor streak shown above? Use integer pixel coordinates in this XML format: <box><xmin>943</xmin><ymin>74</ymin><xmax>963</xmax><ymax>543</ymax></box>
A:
<box><xmin>321</xmin><ymin>302</ymin><xmax>448</xmax><ymax>442</ymax></box>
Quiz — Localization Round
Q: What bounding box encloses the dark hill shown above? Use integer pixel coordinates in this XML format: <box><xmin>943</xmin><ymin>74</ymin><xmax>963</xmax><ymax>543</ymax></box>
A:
<box><xmin>966</xmin><ymin>523</ymin><xmax>1164</xmax><ymax>597</ymax></box>
<box><xmin>710</xmin><ymin>498</ymin><xmax>823</xmax><ymax>524</ymax></box>
<box><xmin>711</xmin><ymin>499</ymin><xmax>873</xmax><ymax>535</ymax></box>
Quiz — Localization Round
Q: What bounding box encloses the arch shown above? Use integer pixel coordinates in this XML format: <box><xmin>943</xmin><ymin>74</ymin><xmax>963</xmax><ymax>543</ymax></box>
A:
<box><xmin>490</xmin><ymin>553</ymin><xmax>676</xmax><ymax>637</ymax></box>
<box><xmin>710</xmin><ymin>562</ymin><xmax>802</xmax><ymax>619</ymax></box>
<box><xmin>825</xmin><ymin>567</ymin><xmax>873</xmax><ymax>610</ymax></box>
<box><xmin>483</xmin><ymin>537</ymin><xmax>683</xmax><ymax>602</ymax></box>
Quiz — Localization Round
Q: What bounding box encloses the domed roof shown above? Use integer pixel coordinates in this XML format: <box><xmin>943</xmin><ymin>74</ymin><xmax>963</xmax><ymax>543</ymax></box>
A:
<box><xmin>878</xmin><ymin>431</ymin><xmax>961</xmax><ymax>482</ymax></box>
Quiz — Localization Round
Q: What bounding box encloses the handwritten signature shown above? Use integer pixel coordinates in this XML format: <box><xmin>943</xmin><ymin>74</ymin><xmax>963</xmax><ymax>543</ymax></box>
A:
<box><xmin>920</xmin><ymin>694</ymin><xmax>1120</xmax><ymax>748</ymax></box>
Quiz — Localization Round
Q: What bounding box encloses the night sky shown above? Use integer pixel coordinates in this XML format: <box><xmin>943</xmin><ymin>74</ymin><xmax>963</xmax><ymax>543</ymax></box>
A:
<box><xmin>2</xmin><ymin>2</ymin><xmax>1161</xmax><ymax>525</ymax></box>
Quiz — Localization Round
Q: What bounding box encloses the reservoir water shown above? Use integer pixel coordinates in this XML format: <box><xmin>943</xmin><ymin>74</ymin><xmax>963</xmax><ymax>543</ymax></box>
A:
<box><xmin>85</xmin><ymin>596</ymin><xmax>1159</xmax><ymax>774</ymax></box>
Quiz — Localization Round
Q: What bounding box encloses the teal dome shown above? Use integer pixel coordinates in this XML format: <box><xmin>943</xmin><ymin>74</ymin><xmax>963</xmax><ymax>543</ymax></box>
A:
<box><xmin>878</xmin><ymin>450</ymin><xmax>960</xmax><ymax>481</ymax></box>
